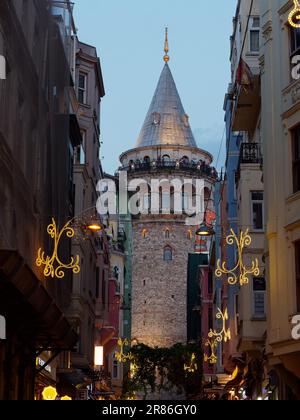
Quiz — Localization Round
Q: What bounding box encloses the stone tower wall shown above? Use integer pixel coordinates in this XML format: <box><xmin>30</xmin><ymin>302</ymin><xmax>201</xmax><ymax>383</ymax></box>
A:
<box><xmin>131</xmin><ymin>217</ymin><xmax>195</xmax><ymax>348</ymax></box>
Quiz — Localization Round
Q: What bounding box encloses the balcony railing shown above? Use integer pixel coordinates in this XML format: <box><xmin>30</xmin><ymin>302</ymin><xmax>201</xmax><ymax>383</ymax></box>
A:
<box><xmin>239</xmin><ymin>143</ymin><xmax>263</xmax><ymax>165</ymax></box>
<box><xmin>119</xmin><ymin>158</ymin><xmax>219</xmax><ymax>180</ymax></box>
<box><xmin>236</xmin><ymin>143</ymin><xmax>263</xmax><ymax>183</ymax></box>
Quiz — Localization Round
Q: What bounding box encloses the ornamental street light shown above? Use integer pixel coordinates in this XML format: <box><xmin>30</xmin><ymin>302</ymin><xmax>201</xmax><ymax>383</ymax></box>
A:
<box><xmin>195</xmin><ymin>223</ymin><xmax>215</xmax><ymax>237</ymax></box>
<box><xmin>215</xmin><ymin>229</ymin><xmax>260</xmax><ymax>286</ymax></box>
<box><xmin>36</xmin><ymin>207</ymin><xmax>103</xmax><ymax>279</ymax></box>
<box><xmin>289</xmin><ymin>0</ymin><xmax>300</xmax><ymax>28</ymax></box>
<box><xmin>204</xmin><ymin>308</ymin><xmax>231</xmax><ymax>365</ymax></box>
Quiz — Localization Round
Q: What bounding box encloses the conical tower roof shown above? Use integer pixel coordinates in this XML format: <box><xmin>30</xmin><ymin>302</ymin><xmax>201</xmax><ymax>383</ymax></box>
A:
<box><xmin>135</xmin><ymin>63</ymin><xmax>197</xmax><ymax>149</ymax></box>
<box><xmin>135</xmin><ymin>29</ymin><xmax>197</xmax><ymax>149</ymax></box>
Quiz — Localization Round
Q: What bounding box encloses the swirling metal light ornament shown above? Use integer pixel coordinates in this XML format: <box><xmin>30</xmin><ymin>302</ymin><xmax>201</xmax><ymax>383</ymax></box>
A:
<box><xmin>115</xmin><ymin>338</ymin><xmax>133</xmax><ymax>363</ymax></box>
<box><xmin>208</xmin><ymin>308</ymin><xmax>231</xmax><ymax>344</ymax></box>
<box><xmin>289</xmin><ymin>0</ymin><xmax>300</xmax><ymax>28</ymax></box>
<box><xmin>204</xmin><ymin>308</ymin><xmax>231</xmax><ymax>365</ymax></box>
<box><xmin>204</xmin><ymin>339</ymin><xmax>218</xmax><ymax>365</ymax></box>
<box><xmin>36</xmin><ymin>219</ymin><xmax>80</xmax><ymax>279</ymax></box>
<box><xmin>184</xmin><ymin>353</ymin><xmax>198</xmax><ymax>373</ymax></box>
<box><xmin>215</xmin><ymin>229</ymin><xmax>260</xmax><ymax>286</ymax></box>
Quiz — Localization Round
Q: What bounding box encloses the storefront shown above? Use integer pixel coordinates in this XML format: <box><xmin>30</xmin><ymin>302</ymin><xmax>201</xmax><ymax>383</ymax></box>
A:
<box><xmin>0</xmin><ymin>251</ymin><xmax>77</xmax><ymax>400</ymax></box>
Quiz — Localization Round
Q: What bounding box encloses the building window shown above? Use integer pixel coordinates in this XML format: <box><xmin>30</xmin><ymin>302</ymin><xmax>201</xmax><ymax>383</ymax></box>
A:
<box><xmin>165</xmin><ymin>229</ymin><xmax>170</xmax><ymax>240</ymax></box>
<box><xmin>249</xmin><ymin>17</ymin><xmax>260</xmax><ymax>53</ymax></box>
<box><xmin>253</xmin><ymin>277</ymin><xmax>266</xmax><ymax>318</ymax></box>
<box><xmin>78</xmin><ymin>72</ymin><xmax>87</xmax><ymax>104</ymax></box>
<box><xmin>292</xmin><ymin>126</ymin><xmax>300</xmax><ymax>193</ymax></box>
<box><xmin>143</xmin><ymin>193</ymin><xmax>150</xmax><ymax>212</ymax></box>
<box><xmin>112</xmin><ymin>356</ymin><xmax>118</xmax><ymax>379</ymax></box>
<box><xmin>295</xmin><ymin>241</ymin><xmax>300</xmax><ymax>312</ymax></box>
<box><xmin>182</xmin><ymin>192</ymin><xmax>189</xmax><ymax>213</ymax></box>
<box><xmin>290</xmin><ymin>26</ymin><xmax>300</xmax><ymax>58</ymax></box>
<box><xmin>74</xmin><ymin>130</ymin><xmax>86</xmax><ymax>165</ymax></box>
<box><xmin>163</xmin><ymin>246</ymin><xmax>173</xmax><ymax>261</ymax></box>
<box><xmin>162</xmin><ymin>155</ymin><xmax>171</xmax><ymax>165</ymax></box>
<box><xmin>161</xmin><ymin>192</ymin><xmax>170</xmax><ymax>212</ymax></box>
<box><xmin>251</xmin><ymin>191</ymin><xmax>264</xmax><ymax>231</ymax></box>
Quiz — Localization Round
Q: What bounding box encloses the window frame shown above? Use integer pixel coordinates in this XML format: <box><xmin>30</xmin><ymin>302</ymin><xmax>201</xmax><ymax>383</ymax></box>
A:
<box><xmin>252</xmin><ymin>277</ymin><xmax>266</xmax><ymax>319</ymax></box>
<box><xmin>78</xmin><ymin>71</ymin><xmax>88</xmax><ymax>104</ymax></box>
<box><xmin>163</xmin><ymin>246</ymin><xmax>173</xmax><ymax>262</ymax></box>
<box><xmin>249</xmin><ymin>17</ymin><xmax>260</xmax><ymax>54</ymax></box>
<box><xmin>112</xmin><ymin>355</ymin><xmax>119</xmax><ymax>379</ymax></box>
<box><xmin>250</xmin><ymin>191</ymin><xmax>264</xmax><ymax>232</ymax></box>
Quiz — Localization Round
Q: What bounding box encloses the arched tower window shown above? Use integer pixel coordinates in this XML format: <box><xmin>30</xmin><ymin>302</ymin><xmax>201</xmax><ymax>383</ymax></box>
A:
<box><xmin>165</xmin><ymin>229</ymin><xmax>170</xmax><ymax>239</ymax></box>
<box><xmin>142</xmin><ymin>229</ymin><xmax>148</xmax><ymax>239</ymax></box>
<box><xmin>162</xmin><ymin>155</ymin><xmax>171</xmax><ymax>165</ymax></box>
<box><xmin>163</xmin><ymin>246</ymin><xmax>173</xmax><ymax>261</ymax></box>
<box><xmin>181</xmin><ymin>156</ymin><xmax>189</xmax><ymax>166</ymax></box>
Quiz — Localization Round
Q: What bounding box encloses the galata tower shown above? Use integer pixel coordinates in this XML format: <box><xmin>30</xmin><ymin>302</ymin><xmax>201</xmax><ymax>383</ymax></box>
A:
<box><xmin>119</xmin><ymin>30</ymin><xmax>216</xmax><ymax>348</ymax></box>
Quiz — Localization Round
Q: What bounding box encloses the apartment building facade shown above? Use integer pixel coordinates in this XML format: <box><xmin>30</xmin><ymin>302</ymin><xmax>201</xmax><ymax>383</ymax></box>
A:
<box><xmin>215</xmin><ymin>0</ymin><xmax>267</xmax><ymax>399</ymax></box>
<box><xmin>0</xmin><ymin>0</ymin><xmax>78</xmax><ymax>400</ymax></box>
<box><xmin>260</xmin><ymin>0</ymin><xmax>300</xmax><ymax>399</ymax></box>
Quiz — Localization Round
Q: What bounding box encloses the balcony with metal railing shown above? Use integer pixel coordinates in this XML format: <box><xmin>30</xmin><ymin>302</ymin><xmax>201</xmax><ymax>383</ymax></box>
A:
<box><xmin>236</xmin><ymin>143</ymin><xmax>263</xmax><ymax>183</ymax></box>
<box><xmin>239</xmin><ymin>143</ymin><xmax>263</xmax><ymax>165</ymax></box>
<box><xmin>119</xmin><ymin>158</ymin><xmax>219</xmax><ymax>181</ymax></box>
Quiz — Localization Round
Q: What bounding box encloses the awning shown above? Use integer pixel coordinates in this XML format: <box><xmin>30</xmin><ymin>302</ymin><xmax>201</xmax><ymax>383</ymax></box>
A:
<box><xmin>0</xmin><ymin>250</ymin><xmax>77</xmax><ymax>349</ymax></box>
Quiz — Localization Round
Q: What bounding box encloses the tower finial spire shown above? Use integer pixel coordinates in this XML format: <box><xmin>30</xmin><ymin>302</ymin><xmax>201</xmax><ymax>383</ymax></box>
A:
<box><xmin>164</xmin><ymin>27</ymin><xmax>170</xmax><ymax>63</ymax></box>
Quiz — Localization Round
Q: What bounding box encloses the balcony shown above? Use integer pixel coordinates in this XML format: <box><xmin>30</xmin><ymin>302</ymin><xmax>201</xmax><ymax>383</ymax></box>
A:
<box><xmin>232</xmin><ymin>68</ymin><xmax>260</xmax><ymax>132</ymax></box>
<box><xmin>119</xmin><ymin>158</ymin><xmax>218</xmax><ymax>181</ymax></box>
<box><xmin>239</xmin><ymin>143</ymin><xmax>263</xmax><ymax>165</ymax></box>
<box><xmin>236</xmin><ymin>143</ymin><xmax>263</xmax><ymax>183</ymax></box>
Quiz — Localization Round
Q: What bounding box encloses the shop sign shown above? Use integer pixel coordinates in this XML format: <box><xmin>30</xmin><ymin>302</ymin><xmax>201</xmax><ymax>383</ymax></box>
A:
<box><xmin>37</xmin><ymin>357</ymin><xmax>52</xmax><ymax>373</ymax></box>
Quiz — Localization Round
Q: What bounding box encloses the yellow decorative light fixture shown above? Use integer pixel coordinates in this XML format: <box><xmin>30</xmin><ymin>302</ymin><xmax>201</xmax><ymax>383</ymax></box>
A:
<box><xmin>36</xmin><ymin>219</ymin><xmax>80</xmax><ymax>279</ymax></box>
<box><xmin>61</xmin><ymin>395</ymin><xmax>72</xmax><ymax>400</ymax></box>
<box><xmin>289</xmin><ymin>0</ymin><xmax>300</xmax><ymax>28</ymax></box>
<box><xmin>86</xmin><ymin>223</ymin><xmax>102</xmax><ymax>232</ymax></box>
<box><xmin>115</xmin><ymin>338</ymin><xmax>133</xmax><ymax>363</ymax></box>
<box><xmin>42</xmin><ymin>386</ymin><xmax>58</xmax><ymax>401</ymax></box>
<box><xmin>204</xmin><ymin>339</ymin><xmax>218</xmax><ymax>365</ymax></box>
<box><xmin>184</xmin><ymin>353</ymin><xmax>198</xmax><ymax>373</ymax></box>
<box><xmin>208</xmin><ymin>308</ymin><xmax>231</xmax><ymax>344</ymax></box>
<box><xmin>215</xmin><ymin>229</ymin><xmax>260</xmax><ymax>286</ymax></box>
<box><xmin>204</xmin><ymin>308</ymin><xmax>231</xmax><ymax>365</ymax></box>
